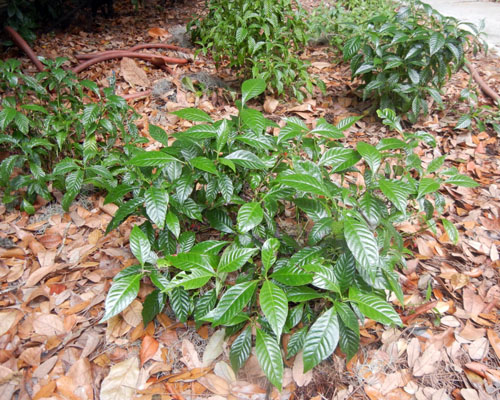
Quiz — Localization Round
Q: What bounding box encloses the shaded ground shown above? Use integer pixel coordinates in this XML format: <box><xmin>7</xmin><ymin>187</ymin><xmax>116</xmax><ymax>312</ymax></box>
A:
<box><xmin>0</xmin><ymin>0</ymin><xmax>499</xmax><ymax>399</ymax></box>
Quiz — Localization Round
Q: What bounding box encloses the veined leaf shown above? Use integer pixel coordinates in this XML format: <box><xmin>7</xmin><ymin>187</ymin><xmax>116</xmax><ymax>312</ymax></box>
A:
<box><xmin>286</xmin><ymin>327</ymin><xmax>307</xmax><ymax>359</ymax></box>
<box><xmin>230</xmin><ymin>327</ymin><xmax>252</xmax><ymax>372</ymax></box>
<box><xmin>441</xmin><ymin>218</ymin><xmax>459</xmax><ymax>244</ymax></box>
<box><xmin>102</xmin><ymin>274</ymin><xmax>141</xmax><ymax>321</ymax></box>
<box><xmin>344</xmin><ymin>217</ymin><xmax>379</xmax><ymax>272</ymax></box>
<box><xmin>130</xmin><ymin>226</ymin><xmax>155</xmax><ymax>265</ymax></box>
<box><xmin>224</xmin><ymin>150</ymin><xmax>267</xmax><ymax>170</ymax></box>
<box><xmin>379</xmin><ymin>178</ymin><xmax>410</xmax><ymax>213</ymax></box>
<box><xmin>319</xmin><ymin>148</ymin><xmax>361</xmax><ymax>172</ymax></box>
<box><xmin>190</xmin><ymin>157</ymin><xmax>218</xmax><ymax>175</ymax></box>
<box><xmin>445</xmin><ymin>174</ymin><xmax>478</xmax><ymax>188</ymax></box>
<box><xmin>261</xmin><ymin>238</ymin><xmax>280</xmax><ymax>274</ymax></box>
<box><xmin>237</xmin><ymin>202</ymin><xmax>264</xmax><ymax>233</ymax></box>
<box><xmin>270</xmin><ymin>265</ymin><xmax>313</xmax><ymax>286</ymax></box>
<box><xmin>417</xmin><ymin>178</ymin><xmax>440</xmax><ymax>199</ymax></box>
<box><xmin>169</xmin><ymin>287</ymin><xmax>190</xmax><ymax>322</ymax></box>
<box><xmin>203</xmin><ymin>281</ymin><xmax>258</xmax><ymax>326</ymax></box>
<box><xmin>218</xmin><ymin>247</ymin><xmax>257</xmax><ymax>273</ymax></box>
<box><xmin>260</xmin><ymin>281</ymin><xmax>288</xmax><ymax>338</ymax></box>
<box><xmin>144</xmin><ymin>187</ymin><xmax>169</xmax><ymax>229</ymax></box>
<box><xmin>241</xmin><ymin>79</ymin><xmax>266</xmax><ymax>105</ymax></box>
<box><xmin>255</xmin><ymin>328</ymin><xmax>283</xmax><ymax>390</ymax></box>
<box><xmin>303</xmin><ymin>307</ymin><xmax>339</xmax><ymax>372</ymax></box>
<box><xmin>339</xmin><ymin>321</ymin><xmax>359</xmax><ymax>361</ymax></box>
<box><xmin>348</xmin><ymin>287</ymin><xmax>402</xmax><ymax>326</ymax></box>
<box><xmin>171</xmin><ymin>107</ymin><xmax>213</xmax><ymax>122</ymax></box>
<box><xmin>276</xmin><ymin>174</ymin><xmax>330</xmax><ymax>197</ymax></box>
<box><xmin>165</xmin><ymin>211</ymin><xmax>180</xmax><ymax>238</ymax></box>
<box><xmin>130</xmin><ymin>151</ymin><xmax>180</xmax><ymax>166</ymax></box>
<box><xmin>165</xmin><ymin>253</ymin><xmax>215</xmax><ymax>273</ymax></box>
<box><xmin>357</xmin><ymin>142</ymin><xmax>381</xmax><ymax>172</ymax></box>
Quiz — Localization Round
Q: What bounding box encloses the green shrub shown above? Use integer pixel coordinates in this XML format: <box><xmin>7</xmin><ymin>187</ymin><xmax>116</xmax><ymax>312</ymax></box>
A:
<box><xmin>101</xmin><ymin>79</ymin><xmax>477</xmax><ymax>387</ymax></box>
<box><xmin>307</xmin><ymin>0</ymin><xmax>395</xmax><ymax>50</ymax></box>
<box><xmin>343</xmin><ymin>0</ymin><xmax>484</xmax><ymax>122</ymax></box>
<box><xmin>188</xmin><ymin>0</ymin><xmax>320</xmax><ymax>101</ymax></box>
<box><xmin>0</xmin><ymin>58</ymin><xmax>140</xmax><ymax>212</ymax></box>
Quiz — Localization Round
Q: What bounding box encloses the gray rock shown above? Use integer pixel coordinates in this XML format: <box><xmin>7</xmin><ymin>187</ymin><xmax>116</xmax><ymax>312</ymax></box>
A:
<box><xmin>169</xmin><ymin>24</ymin><xmax>194</xmax><ymax>49</ymax></box>
<box><xmin>181</xmin><ymin>72</ymin><xmax>228</xmax><ymax>90</ymax></box>
<box><xmin>152</xmin><ymin>78</ymin><xmax>177</xmax><ymax>102</ymax></box>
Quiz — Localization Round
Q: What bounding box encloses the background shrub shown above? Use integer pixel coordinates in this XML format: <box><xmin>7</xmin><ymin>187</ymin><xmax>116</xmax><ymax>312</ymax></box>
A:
<box><xmin>188</xmin><ymin>0</ymin><xmax>320</xmax><ymax>100</ymax></box>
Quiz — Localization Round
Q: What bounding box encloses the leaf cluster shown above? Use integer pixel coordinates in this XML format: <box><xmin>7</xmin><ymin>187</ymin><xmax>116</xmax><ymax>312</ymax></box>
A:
<box><xmin>0</xmin><ymin>58</ymin><xmax>140</xmax><ymax>212</ymax></box>
<box><xmin>188</xmin><ymin>0</ymin><xmax>321</xmax><ymax>101</ymax></box>
<box><xmin>343</xmin><ymin>0</ymin><xmax>485</xmax><ymax>121</ymax></box>
<box><xmin>101</xmin><ymin>79</ymin><xmax>477</xmax><ymax>388</ymax></box>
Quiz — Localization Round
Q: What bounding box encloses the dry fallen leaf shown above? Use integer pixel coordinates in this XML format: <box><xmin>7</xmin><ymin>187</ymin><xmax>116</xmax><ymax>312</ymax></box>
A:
<box><xmin>148</xmin><ymin>27</ymin><xmax>170</xmax><ymax>39</ymax></box>
<box><xmin>467</xmin><ymin>338</ymin><xmax>489</xmax><ymax>361</ymax></box>
<box><xmin>412</xmin><ymin>345</ymin><xmax>441</xmax><ymax>377</ymax></box>
<box><xmin>181</xmin><ymin>338</ymin><xmax>202</xmax><ymax>369</ymax></box>
<box><xmin>202</xmin><ymin>329</ymin><xmax>225</xmax><ymax>367</ymax></box>
<box><xmin>121</xmin><ymin>58</ymin><xmax>150</xmax><ymax>88</ymax></box>
<box><xmin>140</xmin><ymin>335</ymin><xmax>159</xmax><ymax>367</ymax></box>
<box><xmin>264</xmin><ymin>97</ymin><xmax>279</xmax><ymax>113</ymax></box>
<box><xmin>487</xmin><ymin>329</ymin><xmax>500</xmax><ymax>359</ymax></box>
<box><xmin>100</xmin><ymin>357</ymin><xmax>140</xmax><ymax>400</ymax></box>
<box><xmin>0</xmin><ymin>310</ymin><xmax>21</xmax><ymax>336</ymax></box>
<box><xmin>292</xmin><ymin>351</ymin><xmax>313</xmax><ymax>387</ymax></box>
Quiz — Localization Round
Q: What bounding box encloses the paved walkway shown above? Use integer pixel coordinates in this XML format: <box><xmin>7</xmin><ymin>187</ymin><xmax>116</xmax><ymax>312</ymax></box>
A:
<box><xmin>422</xmin><ymin>0</ymin><xmax>500</xmax><ymax>55</ymax></box>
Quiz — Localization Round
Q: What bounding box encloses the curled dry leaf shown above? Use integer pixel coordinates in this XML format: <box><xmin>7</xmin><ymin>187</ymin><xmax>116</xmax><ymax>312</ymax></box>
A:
<box><xmin>0</xmin><ymin>310</ymin><xmax>22</xmax><ymax>336</ymax></box>
<box><xmin>198</xmin><ymin>373</ymin><xmax>230</xmax><ymax>396</ymax></box>
<box><xmin>487</xmin><ymin>329</ymin><xmax>500</xmax><ymax>359</ymax></box>
<box><xmin>202</xmin><ymin>329</ymin><xmax>225</xmax><ymax>367</ymax></box>
<box><xmin>148</xmin><ymin>27</ymin><xmax>170</xmax><ymax>39</ymax></box>
<box><xmin>264</xmin><ymin>97</ymin><xmax>279</xmax><ymax>113</ymax></box>
<box><xmin>100</xmin><ymin>357</ymin><xmax>140</xmax><ymax>400</ymax></box>
<box><xmin>292</xmin><ymin>351</ymin><xmax>312</xmax><ymax>387</ymax></box>
<box><xmin>121</xmin><ymin>57</ymin><xmax>150</xmax><ymax>88</ymax></box>
<box><xmin>467</xmin><ymin>338</ymin><xmax>489</xmax><ymax>361</ymax></box>
<box><xmin>181</xmin><ymin>338</ymin><xmax>202</xmax><ymax>369</ymax></box>
<box><xmin>412</xmin><ymin>345</ymin><xmax>442</xmax><ymax>377</ymax></box>
<box><xmin>140</xmin><ymin>335</ymin><xmax>159</xmax><ymax>367</ymax></box>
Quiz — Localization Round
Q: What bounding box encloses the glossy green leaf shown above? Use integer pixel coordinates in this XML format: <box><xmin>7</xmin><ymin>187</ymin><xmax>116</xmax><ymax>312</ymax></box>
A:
<box><xmin>276</xmin><ymin>174</ymin><xmax>329</xmax><ymax>197</ymax></box>
<box><xmin>230</xmin><ymin>327</ymin><xmax>252</xmax><ymax>372</ymax></box>
<box><xmin>169</xmin><ymin>287</ymin><xmax>190</xmax><ymax>322</ymax></box>
<box><xmin>379</xmin><ymin>178</ymin><xmax>410</xmax><ymax>213</ymax></box>
<box><xmin>218</xmin><ymin>247</ymin><xmax>257</xmax><ymax>273</ymax></box>
<box><xmin>224</xmin><ymin>150</ymin><xmax>267</xmax><ymax>170</ymax></box>
<box><xmin>190</xmin><ymin>157</ymin><xmax>218</xmax><ymax>175</ymax></box>
<box><xmin>102</xmin><ymin>273</ymin><xmax>141</xmax><ymax>321</ymax></box>
<box><xmin>203</xmin><ymin>281</ymin><xmax>258</xmax><ymax>326</ymax></box>
<box><xmin>445</xmin><ymin>174</ymin><xmax>479</xmax><ymax>188</ymax></box>
<box><xmin>165</xmin><ymin>211</ymin><xmax>180</xmax><ymax>238</ymax></box>
<box><xmin>344</xmin><ymin>217</ymin><xmax>379</xmax><ymax>272</ymax></box>
<box><xmin>255</xmin><ymin>328</ymin><xmax>283</xmax><ymax>390</ymax></box>
<box><xmin>142</xmin><ymin>290</ymin><xmax>165</xmax><ymax>326</ymax></box>
<box><xmin>171</xmin><ymin>107</ymin><xmax>213</xmax><ymax>122</ymax></box>
<box><xmin>130</xmin><ymin>226</ymin><xmax>155</xmax><ymax>265</ymax></box>
<box><xmin>270</xmin><ymin>265</ymin><xmax>313</xmax><ymax>286</ymax></box>
<box><xmin>261</xmin><ymin>238</ymin><xmax>280</xmax><ymax>274</ymax></box>
<box><xmin>442</xmin><ymin>218</ymin><xmax>459</xmax><ymax>244</ymax></box>
<box><xmin>260</xmin><ymin>281</ymin><xmax>288</xmax><ymax>338</ymax></box>
<box><xmin>237</xmin><ymin>202</ymin><xmax>264</xmax><ymax>233</ymax></box>
<box><xmin>129</xmin><ymin>151</ymin><xmax>180</xmax><ymax>166</ymax></box>
<box><xmin>417</xmin><ymin>178</ymin><xmax>440</xmax><ymax>199</ymax></box>
<box><xmin>144</xmin><ymin>187</ymin><xmax>169</xmax><ymax>229</ymax></box>
<box><xmin>357</xmin><ymin>142</ymin><xmax>381</xmax><ymax>172</ymax></box>
<box><xmin>241</xmin><ymin>79</ymin><xmax>266</xmax><ymax>105</ymax></box>
<box><xmin>303</xmin><ymin>307</ymin><xmax>339</xmax><ymax>372</ymax></box>
<box><xmin>319</xmin><ymin>148</ymin><xmax>361</xmax><ymax>172</ymax></box>
<box><xmin>348</xmin><ymin>287</ymin><xmax>402</xmax><ymax>326</ymax></box>
<box><xmin>286</xmin><ymin>327</ymin><xmax>307</xmax><ymax>359</ymax></box>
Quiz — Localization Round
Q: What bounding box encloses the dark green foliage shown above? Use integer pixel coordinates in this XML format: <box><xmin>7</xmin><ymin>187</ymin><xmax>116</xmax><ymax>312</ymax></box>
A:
<box><xmin>188</xmin><ymin>0</ymin><xmax>321</xmax><ymax>100</ymax></box>
<box><xmin>101</xmin><ymin>79</ymin><xmax>476</xmax><ymax>387</ymax></box>
<box><xmin>0</xmin><ymin>58</ymin><xmax>139</xmax><ymax>210</ymax></box>
<box><xmin>343</xmin><ymin>0</ymin><xmax>484</xmax><ymax>121</ymax></box>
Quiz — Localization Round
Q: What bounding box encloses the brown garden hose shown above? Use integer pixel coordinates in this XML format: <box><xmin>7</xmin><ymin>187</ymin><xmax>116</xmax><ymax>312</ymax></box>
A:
<box><xmin>4</xmin><ymin>26</ymin><xmax>45</xmax><ymax>72</ymax></box>
<box><xmin>467</xmin><ymin>62</ymin><xmax>500</xmax><ymax>105</ymax></box>
<box><xmin>75</xmin><ymin>43</ymin><xmax>191</xmax><ymax>60</ymax></box>
<box><xmin>71</xmin><ymin>51</ymin><xmax>188</xmax><ymax>73</ymax></box>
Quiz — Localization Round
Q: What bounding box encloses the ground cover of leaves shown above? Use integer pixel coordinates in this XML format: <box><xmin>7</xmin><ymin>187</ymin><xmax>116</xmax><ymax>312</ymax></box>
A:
<box><xmin>0</xmin><ymin>0</ymin><xmax>499</xmax><ymax>399</ymax></box>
